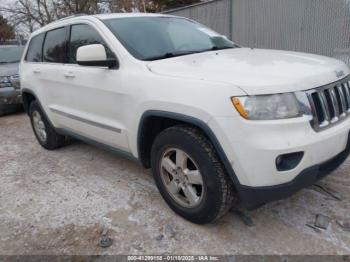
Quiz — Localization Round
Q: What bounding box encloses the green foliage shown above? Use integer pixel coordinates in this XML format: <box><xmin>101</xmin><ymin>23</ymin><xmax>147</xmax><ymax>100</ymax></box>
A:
<box><xmin>0</xmin><ymin>15</ymin><xmax>15</xmax><ymax>41</ymax></box>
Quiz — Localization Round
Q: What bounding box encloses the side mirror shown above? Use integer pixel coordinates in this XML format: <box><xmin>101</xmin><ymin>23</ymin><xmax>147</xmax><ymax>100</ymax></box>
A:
<box><xmin>76</xmin><ymin>44</ymin><xmax>117</xmax><ymax>68</ymax></box>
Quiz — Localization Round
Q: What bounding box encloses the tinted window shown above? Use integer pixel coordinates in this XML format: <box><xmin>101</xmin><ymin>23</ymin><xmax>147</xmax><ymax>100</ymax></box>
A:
<box><xmin>69</xmin><ymin>24</ymin><xmax>113</xmax><ymax>64</ymax></box>
<box><xmin>25</xmin><ymin>34</ymin><xmax>44</xmax><ymax>62</ymax></box>
<box><xmin>43</xmin><ymin>27</ymin><xmax>67</xmax><ymax>63</ymax></box>
<box><xmin>103</xmin><ymin>17</ymin><xmax>237</xmax><ymax>61</ymax></box>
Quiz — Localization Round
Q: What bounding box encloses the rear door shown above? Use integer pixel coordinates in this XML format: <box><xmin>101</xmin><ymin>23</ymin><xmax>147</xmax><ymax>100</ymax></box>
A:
<box><xmin>37</xmin><ymin>26</ymin><xmax>70</xmax><ymax>123</ymax></box>
<box><xmin>48</xmin><ymin>23</ymin><xmax>129</xmax><ymax>151</ymax></box>
<box><xmin>21</xmin><ymin>33</ymin><xmax>46</xmax><ymax>106</ymax></box>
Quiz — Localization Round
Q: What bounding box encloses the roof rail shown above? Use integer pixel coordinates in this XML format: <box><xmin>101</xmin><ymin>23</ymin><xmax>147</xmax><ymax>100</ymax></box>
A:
<box><xmin>56</xmin><ymin>13</ymin><xmax>88</xmax><ymax>22</ymax></box>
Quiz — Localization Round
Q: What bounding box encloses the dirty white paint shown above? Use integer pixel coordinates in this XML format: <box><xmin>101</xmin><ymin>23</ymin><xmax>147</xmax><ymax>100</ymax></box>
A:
<box><xmin>0</xmin><ymin>113</ymin><xmax>349</xmax><ymax>255</ymax></box>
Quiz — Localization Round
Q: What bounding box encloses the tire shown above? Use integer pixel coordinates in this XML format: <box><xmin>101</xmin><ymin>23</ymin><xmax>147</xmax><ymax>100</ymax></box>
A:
<box><xmin>0</xmin><ymin>104</ymin><xmax>22</xmax><ymax>116</ymax></box>
<box><xmin>151</xmin><ymin>125</ymin><xmax>236</xmax><ymax>224</ymax></box>
<box><xmin>29</xmin><ymin>100</ymin><xmax>65</xmax><ymax>150</ymax></box>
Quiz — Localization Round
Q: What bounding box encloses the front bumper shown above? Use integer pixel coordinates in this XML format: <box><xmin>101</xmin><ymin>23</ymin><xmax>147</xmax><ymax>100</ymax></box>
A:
<box><xmin>210</xmin><ymin>115</ymin><xmax>350</xmax><ymax>186</ymax></box>
<box><xmin>239</xmin><ymin>132</ymin><xmax>350</xmax><ymax>208</ymax></box>
<box><xmin>0</xmin><ymin>87</ymin><xmax>22</xmax><ymax>106</ymax></box>
<box><xmin>209</xmin><ymin>114</ymin><xmax>350</xmax><ymax>208</ymax></box>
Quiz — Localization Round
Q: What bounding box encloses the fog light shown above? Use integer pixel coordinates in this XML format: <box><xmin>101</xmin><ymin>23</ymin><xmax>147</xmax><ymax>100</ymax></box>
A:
<box><xmin>276</xmin><ymin>155</ymin><xmax>283</xmax><ymax>166</ymax></box>
<box><xmin>276</xmin><ymin>152</ymin><xmax>304</xmax><ymax>171</ymax></box>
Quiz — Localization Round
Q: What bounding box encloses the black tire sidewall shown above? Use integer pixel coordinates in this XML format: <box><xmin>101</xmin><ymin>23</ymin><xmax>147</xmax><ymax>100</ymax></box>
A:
<box><xmin>29</xmin><ymin>101</ymin><xmax>64</xmax><ymax>150</ymax></box>
<box><xmin>151</xmin><ymin>127</ymin><xmax>228</xmax><ymax>224</ymax></box>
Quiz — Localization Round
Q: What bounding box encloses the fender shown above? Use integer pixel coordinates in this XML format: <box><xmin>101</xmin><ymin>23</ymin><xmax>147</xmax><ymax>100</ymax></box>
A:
<box><xmin>137</xmin><ymin>110</ymin><xmax>243</xmax><ymax>190</ymax></box>
<box><xmin>21</xmin><ymin>88</ymin><xmax>56</xmax><ymax>129</ymax></box>
<box><xmin>21</xmin><ymin>88</ymin><xmax>36</xmax><ymax>114</ymax></box>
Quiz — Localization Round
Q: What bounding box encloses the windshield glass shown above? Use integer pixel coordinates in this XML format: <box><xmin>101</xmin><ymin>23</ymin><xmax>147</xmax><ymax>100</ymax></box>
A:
<box><xmin>103</xmin><ymin>17</ymin><xmax>238</xmax><ymax>61</ymax></box>
<box><xmin>0</xmin><ymin>46</ymin><xmax>25</xmax><ymax>63</ymax></box>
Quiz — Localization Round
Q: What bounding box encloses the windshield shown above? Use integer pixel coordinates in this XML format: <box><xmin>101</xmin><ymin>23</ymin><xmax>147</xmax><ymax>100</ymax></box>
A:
<box><xmin>0</xmin><ymin>46</ymin><xmax>25</xmax><ymax>63</ymax></box>
<box><xmin>103</xmin><ymin>17</ymin><xmax>238</xmax><ymax>61</ymax></box>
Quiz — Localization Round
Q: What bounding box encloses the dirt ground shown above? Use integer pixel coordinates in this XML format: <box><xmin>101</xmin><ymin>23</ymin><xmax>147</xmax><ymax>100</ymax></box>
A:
<box><xmin>0</xmin><ymin>113</ymin><xmax>350</xmax><ymax>255</ymax></box>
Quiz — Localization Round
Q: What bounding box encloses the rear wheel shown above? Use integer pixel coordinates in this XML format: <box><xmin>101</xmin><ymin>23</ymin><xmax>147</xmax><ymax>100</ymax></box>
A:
<box><xmin>29</xmin><ymin>101</ymin><xmax>65</xmax><ymax>150</ymax></box>
<box><xmin>151</xmin><ymin>125</ymin><xmax>236</xmax><ymax>224</ymax></box>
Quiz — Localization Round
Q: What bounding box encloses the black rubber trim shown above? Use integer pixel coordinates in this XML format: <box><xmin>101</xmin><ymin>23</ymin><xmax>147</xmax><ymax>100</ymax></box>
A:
<box><xmin>137</xmin><ymin>110</ymin><xmax>242</xmax><ymax>187</ymax></box>
<box><xmin>50</xmin><ymin>108</ymin><xmax>122</xmax><ymax>133</ymax></box>
<box><xmin>276</xmin><ymin>151</ymin><xmax>304</xmax><ymax>171</ymax></box>
<box><xmin>77</xmin><ymin>58</ymin><xmax>118</xmax><ymax>68</ymax></box>
<box><xmin>240</xmin><ymin>132</ymin><xmax>350</xmax><ymax>209</ymax></box>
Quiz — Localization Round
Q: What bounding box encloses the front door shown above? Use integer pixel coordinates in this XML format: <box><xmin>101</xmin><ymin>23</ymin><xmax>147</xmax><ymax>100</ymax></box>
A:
<box><xmin>48</xmin><ymin>23</ymin><xmax>129</xmax><ymax>151</ymax></box>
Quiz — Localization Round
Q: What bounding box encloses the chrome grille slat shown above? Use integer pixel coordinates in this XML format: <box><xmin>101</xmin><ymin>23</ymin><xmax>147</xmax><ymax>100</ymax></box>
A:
<box><xmin>317</xmin><ymin>92</ymin><xmax>330</xmax><ymax>125</ymax></box>
<box><xmin>342</xmin><ymin>83</ymin><xmax>350</xmax><ymax>112</ymax></box>
<box><xmin>329</xmin><ymin>87</ymin><xmax>340</xmax><ymax>121</ymax></box>
<box><xmin>337</xmin><ymin>85</ymin><xmax>347</xmax><ymax>117</ymax></box>
<box><xmin>345</xmin><ymin>82</ymin><xmax>350</xmax><ymax>112</ymax></box>
<box><xmin>308</xmin><ymin>77</ymin><xmax>350</xmax><ymax>132</ymax></box>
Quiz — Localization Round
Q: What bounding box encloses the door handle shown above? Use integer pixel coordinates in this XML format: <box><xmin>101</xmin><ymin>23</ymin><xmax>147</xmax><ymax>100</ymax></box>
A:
<box><xmin>33</xmin><ymin>69</ymin><xmax>41</xmax><ymax>74</ymax></box>
<box><xmin>64</xmin><ymin>72</ymin><xmax>75</xmax><ymax>79</ymax></box>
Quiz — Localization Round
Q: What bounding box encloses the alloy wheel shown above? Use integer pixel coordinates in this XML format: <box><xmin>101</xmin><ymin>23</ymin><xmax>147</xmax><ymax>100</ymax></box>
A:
<box><xmin>159</xmin><ymin>147</ymin><xmax>204</xmax><ymax>208</ymax></box>
<box><xmin>32</xmin><ymin>111</ymin><xmax>47</xmax><ymax>143</ymax></box>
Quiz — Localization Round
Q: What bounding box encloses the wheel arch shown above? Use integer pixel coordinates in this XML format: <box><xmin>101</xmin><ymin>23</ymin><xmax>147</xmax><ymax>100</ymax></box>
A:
<box><xmin>137</xmin><ymin>110</ymin><xmax>242</xmax><ymax>188</ymax></box>
<box><xmin>22</xmin><ymin>88</ymin><xmax>37</xmax><ymax>115</ymax></box>
<box><xmin>21</xmin><ymin>88</ymin><xmax>56</xmax><ymax>130</ymax></box>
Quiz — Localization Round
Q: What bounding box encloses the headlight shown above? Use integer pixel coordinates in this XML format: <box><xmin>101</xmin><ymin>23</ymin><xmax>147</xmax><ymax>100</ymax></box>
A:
<box><xmin>0</xmin><ymin>76</ymin><xmax>10</xmax><ymax>83</ymax></box>
<box><xmin>231</xmin><ymin>92</ymin><xmax>311</xmax><ymax>120</ymax></box>
<box><xmin>0</xmin><ymin>76</ymin><xmax>12</xmax><ymax>88</ymax></box>
<box><xmin>0</xmin><ymin>75</ymin><xmax>19</xmax><ymax>89</ymax></box>
<box><xmin>9</xmin><ymin>74</ymin><xmax>20</xmax><ymax>89</ymax></box>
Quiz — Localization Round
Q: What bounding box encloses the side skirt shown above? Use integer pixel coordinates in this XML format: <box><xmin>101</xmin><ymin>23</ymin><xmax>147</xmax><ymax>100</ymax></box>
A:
<box><xmin>56</xmin><ymin>128</ymin><xmax>141</xmax><ymax>165</ymax></box>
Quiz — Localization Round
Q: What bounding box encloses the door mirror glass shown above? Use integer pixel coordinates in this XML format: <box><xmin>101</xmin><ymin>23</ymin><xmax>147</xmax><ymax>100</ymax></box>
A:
<box><xmin>76</xmin><ymin>44</ymin><xmax>117</xmax><ymax>68</ymax></box>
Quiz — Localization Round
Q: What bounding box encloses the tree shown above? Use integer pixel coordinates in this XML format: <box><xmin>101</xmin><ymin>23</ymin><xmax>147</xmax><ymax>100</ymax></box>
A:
<box><xmin>149</xmin><ymin>0</ymin><xmax>200</xmax><ymax>12</ymax></box>
<box><xmin>0</xmin><ymin>15</ymin><xmax>15</xmax><ymax>41</ymax></box>
<box><xmin>0</xmin><ymin>0</ymin><xmax>202</xmax><ymax>35</ymax></box>
<box><xmin>108</xmin><ymin>0</ymin><xmax>200</xmax><ymax>12</ymax></box>
<box><xmin>0</xmin><ymin>0</ymin><xmax>105</xmax><ymax>33</ymax></box>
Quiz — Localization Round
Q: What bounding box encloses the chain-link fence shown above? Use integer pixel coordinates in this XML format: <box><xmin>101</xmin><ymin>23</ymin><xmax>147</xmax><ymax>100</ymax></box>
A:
<box><xmin>164</xmin><ymin>0</ymin><xmax>350</xmax><ymax>65</ymax></box>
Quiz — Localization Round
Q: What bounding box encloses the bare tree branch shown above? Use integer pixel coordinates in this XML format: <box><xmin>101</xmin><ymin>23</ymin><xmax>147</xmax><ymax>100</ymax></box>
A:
<box><xmin>0</xmin><ymin>0</ymin><xmax>201</xmax><ymax>37</ymax></box>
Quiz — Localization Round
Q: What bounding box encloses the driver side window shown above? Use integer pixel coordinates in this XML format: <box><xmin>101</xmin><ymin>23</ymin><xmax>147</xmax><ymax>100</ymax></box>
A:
<box><xmin>68</xmin><ymin>24</ymin><xmax>114</xmax><ymax>64</ymax></box>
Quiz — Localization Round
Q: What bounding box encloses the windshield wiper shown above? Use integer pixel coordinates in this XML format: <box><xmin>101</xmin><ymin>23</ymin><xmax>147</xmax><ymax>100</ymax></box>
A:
<box><xmin>145</xmin><ymin>45</ymin><xmax>239</xmax><ymax>61</ymax></box>
<box><xmin>146</xmin><ymin>50</ymin><xmax>200</xmax><ymax>61</ymax></box>
<box><xmin>199</xmin><ymin>46</ymin><xmax>237</xmax><ymax>53</ymax></box>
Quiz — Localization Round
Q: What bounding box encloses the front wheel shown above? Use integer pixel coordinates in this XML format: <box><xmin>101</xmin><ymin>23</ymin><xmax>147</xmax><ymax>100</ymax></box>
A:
<box><xmin>151</xmin><ymin>125</ymin><xmax>236</xmax><ymax>224</ymax></box>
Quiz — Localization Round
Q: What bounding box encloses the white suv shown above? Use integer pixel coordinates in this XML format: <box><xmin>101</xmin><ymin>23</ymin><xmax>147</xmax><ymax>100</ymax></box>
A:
<box><xmin>20</xmin><ymin>13</ymin><xmax>350</xmax><ymax>224</ymax></box>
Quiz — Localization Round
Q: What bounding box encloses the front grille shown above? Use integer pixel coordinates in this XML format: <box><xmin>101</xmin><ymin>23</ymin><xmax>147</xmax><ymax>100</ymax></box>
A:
<box><xmin>308</xmin><ymin>76</ymin><xmax>350</xmax><ymax>131</ymax></box>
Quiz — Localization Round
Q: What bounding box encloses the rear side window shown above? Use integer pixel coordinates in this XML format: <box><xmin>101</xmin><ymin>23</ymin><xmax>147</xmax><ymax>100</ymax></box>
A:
<box><xmin>25</xmin><ymin>34</ymin><xmax>44</xmax><ymax>62</ymax></box>
<box><xmin>68</xmin><ymin>24</ymin><xmax>113</xmax><ymax>64</ymax></box>
<box><xmin>43</xmin><ymin>27</ymin><xmax>67</xmax><ymax>63</ymax></box>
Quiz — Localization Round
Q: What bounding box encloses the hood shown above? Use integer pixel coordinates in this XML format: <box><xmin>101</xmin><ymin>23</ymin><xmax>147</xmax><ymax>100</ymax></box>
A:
<box><xmin>147</xmin><ymin>48</ymin><xmax>350</xmax><ymax>95</ymax></box>
<box><xmin>0</xmin><ymin>62</ymin><xmax>19</xmax><ymax>77</ymax></box>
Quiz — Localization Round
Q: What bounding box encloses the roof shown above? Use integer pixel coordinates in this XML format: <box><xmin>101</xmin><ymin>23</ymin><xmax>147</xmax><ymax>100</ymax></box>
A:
<box><xmin>31</xmin><ymin>13</ymin><xmax>175</xmax><ymax>36</ymax></box>
<box><xmin>94</xmin><ymin>13</ymin><xmax>172</xmax><ymax>20</ymax></box>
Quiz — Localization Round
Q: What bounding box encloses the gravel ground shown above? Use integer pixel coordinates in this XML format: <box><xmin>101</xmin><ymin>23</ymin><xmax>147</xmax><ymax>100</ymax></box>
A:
<box><xmin>0</xmin><ymin>113</ymin><xmax>350</xmax><ymax>255</ymax></box>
